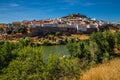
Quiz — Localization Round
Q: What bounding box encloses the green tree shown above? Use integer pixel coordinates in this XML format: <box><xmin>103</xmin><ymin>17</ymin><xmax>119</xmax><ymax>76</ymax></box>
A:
<box><xmin>15</xmin><ymin>25</ymin><xmax>26</xmax><ymax>34</ymax></box>
<box><xmin>55</xmin><ymin>31</ymin><xmax>61</xmax><ymax>36</ymax></box>
<box><xmin>18</xmin><ymin>37</ymin><xmax>31</xmax><ymax>47</ymax></box>
<box><xmin>47</xmin><ymin>54</ymin><xmax>80</xmax><ymax>80</ymax></box>
<box><xmin>1</xmin><ymin>46</ymin><xmax>80</xmax><ymax>80</ymax></box>
<box><xmin>90</xmin><ymin>31</ymin><xmax>115</xmax><ymax>63</ymax></box>
<box><xmin>0</xmin><ymin>27</ymin><xmax>4</xmax><ymax>34</ymax></box>
<box><xmin>0</xmin><ymin>42</ymin><xmax>18</xmax><ymax>71</ymax></box>
<box><xmin>42</xmin><ymin>39</ymin><xmax>51</xmax><ymax>45</ymax></box>
<box><xmin>115</xmin><ymin>32</ymin><xmax>120</xmax><ymax>50</ymax></box>
<box><xmin>67</xmin><ymin>41</ymin><xmax>90</xmax><ymax>59</ymax></box>
<box><xmin>2</xmin><ymin>47</ymin><xmax>45</xmax><ymax>80</ymax></box>
<box><xmin>89</xmin><ymin>41</ymin><xmax>98</xmax><ymax>63</ymax></box>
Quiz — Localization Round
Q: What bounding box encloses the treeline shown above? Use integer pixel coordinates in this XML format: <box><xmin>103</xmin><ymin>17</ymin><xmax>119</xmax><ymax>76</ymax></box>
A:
<box><xmin>0</xmin><ymin>30</ymin><xmax>120</xmax><ymax>80</ymax></box>
<box><xmin>0</xmin><ymin>25</ymin><xmax>27</xmax><ymax>34</ymax></box>
<box><xmin>7</xmin><ymin>25</ymin><xmax>27</xmax><ymax>34</ymax></box>
<box><xmin>67</xmin><ymin>30</ymin><xmax>120</xmax><ymax>67</ymax></box>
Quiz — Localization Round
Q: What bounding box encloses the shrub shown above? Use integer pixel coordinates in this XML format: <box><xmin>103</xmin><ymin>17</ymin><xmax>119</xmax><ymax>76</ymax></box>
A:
<box><xmin>47</xmin><ymin>54</ymin><xmax>80</xmax><ymax>80</ymax></box>
<box><xmin>67</xmin><ymin>41</ymin><xmax>90</xmax><ymax>59</ymax></box>
<box><xmin>55</xmin><ymin>31</ymin><xmax>61</xmax><ymax>36</ymax></box>
<box><xmin>0</xmin><ymin>42</ymin><xmax>18</xmax><ymax>71</ymax></box>
<box><xmin>67</xmin><ymin>31</ymin><xmax>116</xmax><ymax>64</ymax></box>
<box><xmin>90</xmin><ymin>31</ymin><xmax>115</xmax><ymax>63</ymax></box>
<box><xmin>0</xmin><ymin>40</ymin><xmax>4</xmax><ymax>45</ymax></box>
<box><xmin>115</xmin><ymin>32</ymin><xmax>120</xmax><ymax>50</ymax></box>
<box><xmin>16</xmin><ymin>25</ymin><xmax>27</xmax><ymax>34</ymax></box>
<box><xmin>1</xmin><ymin>47</ymin><xmax>45</xmax><ymax>80</ymax></box>
<box><xmin>56</xmin><ymin>39</ymin><xmax>65</xmax><ymax>45</ymax></box>
<box><xmin>1</xmin><ymin>47</ymin><xmax>80</xmax><ymax>80</ymax></box>
<box><xmin>42</xmin><ymin>39</ymin><xmax>51</xmax><ymax>45</ymax></box>
<box><xmin>18</xmin><ymin>37</ymin><xmax>31</xmax><ymax>47</ymax></box>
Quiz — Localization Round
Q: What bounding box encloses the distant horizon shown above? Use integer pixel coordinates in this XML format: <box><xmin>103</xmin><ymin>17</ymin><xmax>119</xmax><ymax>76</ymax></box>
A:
<box><xmin>0</xmin><ymin>0</ymin><xmax>120</xmax><ymax>23</ymax></box>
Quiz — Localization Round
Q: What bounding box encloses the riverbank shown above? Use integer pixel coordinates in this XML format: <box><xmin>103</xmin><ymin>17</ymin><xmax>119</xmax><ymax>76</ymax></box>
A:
<box><xmin>81</xmin><ymin>58</ymin><xmax>120</xmax><ymax>80</ymax></box>
<box><xmin>0</xmin><ymin>26</ymin><xmax>118</xmax><ymax>45</ymax></box>
<box><xmin>0</xmin><ymin>33</ymin><xmax>89</xmax><ymax>45</ymax></box>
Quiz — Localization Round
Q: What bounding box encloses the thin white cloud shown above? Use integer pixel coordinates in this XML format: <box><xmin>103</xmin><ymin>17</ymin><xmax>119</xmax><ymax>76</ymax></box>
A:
<box><xmin>0</xmin><ymin>3</ymin><xmax>20</xmax><ymax>8</ymax></box>
<box><xmin>84</xmin><ymin>2</ymin><xmax>96</xmax><ymax>6</ymax></box>
<box><xmin>83</xmin><ymin>2</ymin><xmax>112</xmax><ymax>6</ymax></box>
<box><xmin>63</xmin><ymin>0</ymin><xmax>111</xmax><ymax>7</ymax></box>
<box><xmin>0</xmin><ymin>3</ymin><xmax>20</xmax><ymax>11</ymax></box>
<box><xmin>9</xmin><ymin>3</ymin><xmax>19</xmax><ymax>7</ymax></box>
<box><xmin>64</xmin><ymin>0</ymin><xmax>78</xmax><ymax>5</ymax></box>
<box><xmin>63</xmin><ymin>0</ymin><xmax>96</xmax><ymax>6</ymax></box>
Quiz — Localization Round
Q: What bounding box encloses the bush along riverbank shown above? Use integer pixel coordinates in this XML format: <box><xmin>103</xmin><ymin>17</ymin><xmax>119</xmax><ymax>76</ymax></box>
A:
<box><xmin>0</xmin><ymin>30</ymin><xmax>120</xmax><ymax>80</ymax></box>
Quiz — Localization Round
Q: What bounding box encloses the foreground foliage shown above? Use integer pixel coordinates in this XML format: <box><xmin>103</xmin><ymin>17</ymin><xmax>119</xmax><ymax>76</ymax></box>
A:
<box><xmin>0</xmin><ymin>44</ymin><xmax>80</xmax><ymax>80</ymax></box>
<box><xmin>0</xmin><ymin>30</ymin><xmax>120</xmax><ymax>80</ymax></box>
<box><xmin>81</xmin><ymin>59</ymin><xmax>120</xmax><ymax>80</ymax></box>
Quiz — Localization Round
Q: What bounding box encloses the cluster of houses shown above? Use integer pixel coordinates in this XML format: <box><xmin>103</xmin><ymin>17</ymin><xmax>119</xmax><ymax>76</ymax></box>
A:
<box><xmin>0</xmin><ymin>14</ymin><xmax>110</xmax><ymax>36</ymax></box>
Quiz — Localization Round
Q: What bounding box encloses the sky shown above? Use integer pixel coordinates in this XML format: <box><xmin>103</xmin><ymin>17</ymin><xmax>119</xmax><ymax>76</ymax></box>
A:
<box><xmin>0</xmin><ymin>0</ymin><xmax>120</xmax><ymax>23</ymax></box>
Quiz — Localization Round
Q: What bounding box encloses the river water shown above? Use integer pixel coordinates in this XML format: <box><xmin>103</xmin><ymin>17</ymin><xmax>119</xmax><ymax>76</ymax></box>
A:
<box><xmin>41</xmin><ymin>45</ymin><xmax>70</xmax><ymax>60</ymax></box>
<box><xmin>41</xmin><ymin>45</ymin><xmax>69</xmax><ymax>55</ymax></box>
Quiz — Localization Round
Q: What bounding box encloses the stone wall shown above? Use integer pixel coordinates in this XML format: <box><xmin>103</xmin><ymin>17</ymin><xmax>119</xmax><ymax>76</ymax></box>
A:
<box><xmin>29</xmin><ymin>26</ymin><xmax>77</xmax><ymax>36</ymax></box>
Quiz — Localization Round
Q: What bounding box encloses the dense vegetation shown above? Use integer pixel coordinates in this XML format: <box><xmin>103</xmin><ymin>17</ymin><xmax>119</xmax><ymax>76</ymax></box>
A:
<box><xmin>0</xmin><ymin>30</ymin><xmax>120</xmax><ymax>80</ymax></box>
<box><xmin>67</xmin><ymin>31</ymin><xmax>120</xmax><ymax>67</ymax></box>
<box><xmin>6</xmin><ymin>25</ymin><xmax>27</xmax><ymax>34</ymax></box>
<box><xmin>0</xmin><ymin>38</ymin><xmax>80</xmax><ymax>80</ymax></box>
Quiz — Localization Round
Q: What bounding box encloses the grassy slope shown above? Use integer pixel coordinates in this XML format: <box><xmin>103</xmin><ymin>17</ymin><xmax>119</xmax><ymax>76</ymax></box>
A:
<box><xmin>81</xmin><ymin>59</ymin><xmax>120</xmax><ymax>80</ymax></box>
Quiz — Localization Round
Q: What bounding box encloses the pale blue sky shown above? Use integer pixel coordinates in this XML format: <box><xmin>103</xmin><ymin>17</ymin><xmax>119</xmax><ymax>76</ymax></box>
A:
<box><xmin>0</xmin><ymin>0</ymin><xmax>120</xmax><ymax>23</ymax></box>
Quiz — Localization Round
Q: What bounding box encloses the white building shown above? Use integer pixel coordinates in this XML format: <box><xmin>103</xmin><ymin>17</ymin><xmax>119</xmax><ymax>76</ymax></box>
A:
<box><xmin>76</xmin><ymin>24</ymin><xmax>87</xmax><ymax>32</ymax></box>
<box><xmin>87</xmin><ymin>24</ymin><xmax>97</xmax><ymax>28</ymax></box>
<box><xmin>41</xmin><ymin>24</ymin><xmax>58</xmax><ymax>27</ymax></box>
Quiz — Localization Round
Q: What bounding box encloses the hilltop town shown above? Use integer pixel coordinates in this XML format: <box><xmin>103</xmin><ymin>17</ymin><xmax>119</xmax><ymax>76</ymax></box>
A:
<box><xmin>0</xmin><ymin>13</ymin><xmax>120</xmax><ymax>44</ymax></box>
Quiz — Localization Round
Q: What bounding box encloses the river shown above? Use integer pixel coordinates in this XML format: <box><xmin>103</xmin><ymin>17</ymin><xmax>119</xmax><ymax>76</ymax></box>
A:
<box><xmin>41</xmin><ymin>45</ymin><xmax>69</xmax><ymax>60</ymax></box>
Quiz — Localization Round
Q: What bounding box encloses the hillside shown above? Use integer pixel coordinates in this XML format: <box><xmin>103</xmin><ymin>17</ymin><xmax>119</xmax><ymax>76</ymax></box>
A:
<box><xmin>62</xmin><ymin>13</ymin><xmax>87</xmax><ymax>19</ymax></box>
<box><xmin>81</xmin><ymin>59</ymin><xmax>120</xmax><ymax>80</ymax></box>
